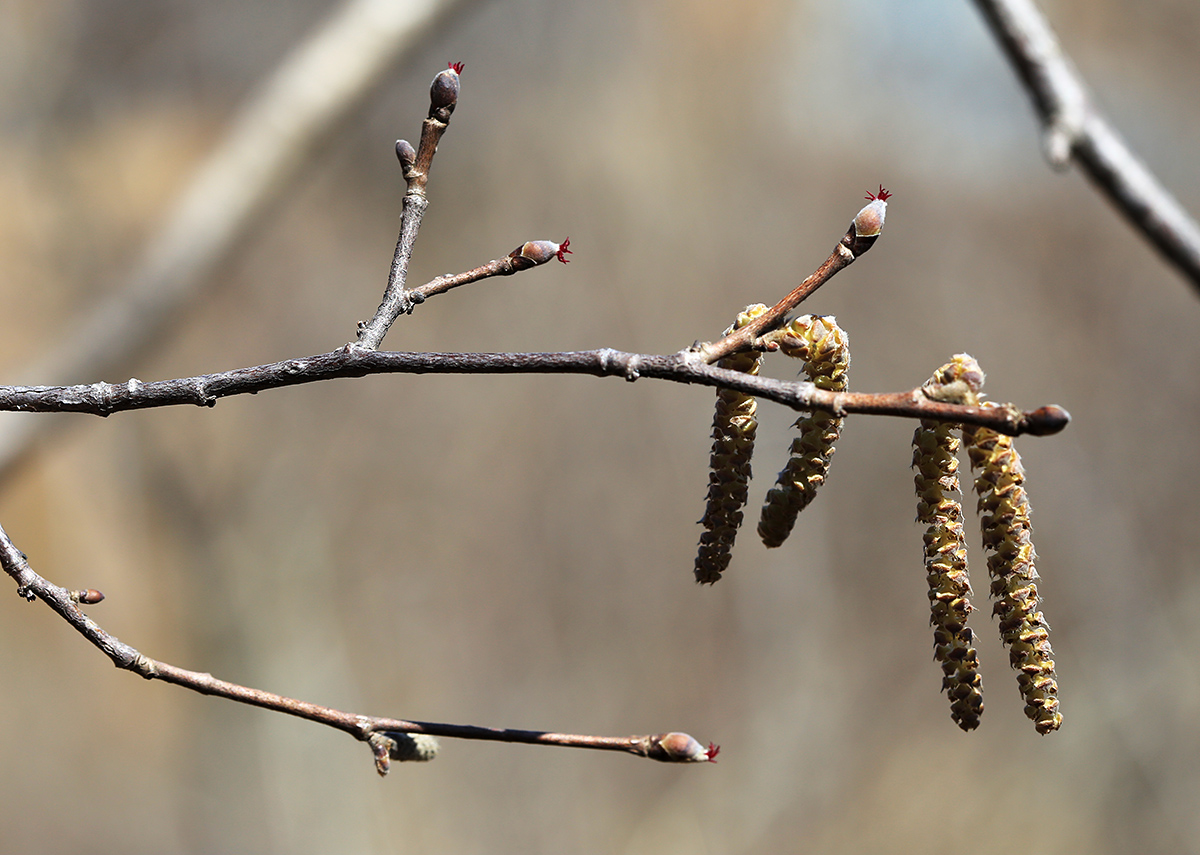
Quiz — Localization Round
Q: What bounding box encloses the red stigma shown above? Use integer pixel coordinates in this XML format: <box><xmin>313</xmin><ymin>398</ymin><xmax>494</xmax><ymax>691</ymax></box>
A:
<box><xmin>556</xmin><ymin>237</ymin><xmax>572</xmax><ymax>263</ymax></box>
<box><xmin>865</xmin><ymin>185</ymin><xmax>891</xmax><ymax>202</ymax></box>
<box><xmin>705</xmin><ymin>742</ymin><xmax>720</xmax><ymax>762</ymax></box>
<box><xmin>449</xmin><ymin>61</ymin><xmax>465</xmax><ymax>74</ymax></box>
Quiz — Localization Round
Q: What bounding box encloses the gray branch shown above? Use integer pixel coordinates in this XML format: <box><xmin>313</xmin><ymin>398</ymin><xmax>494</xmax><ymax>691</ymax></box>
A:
<box><xmin>973</xmin><ymin>0</ymin><xmax>1200</xmax><ymax>295</ymax></box>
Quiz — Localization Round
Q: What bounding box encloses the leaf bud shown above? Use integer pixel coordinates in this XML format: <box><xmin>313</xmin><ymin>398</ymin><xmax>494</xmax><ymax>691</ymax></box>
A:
<box><xmin>395</xmin><ymin>139</ymin><xmax>416</xmax><ymax>170</ymax></box>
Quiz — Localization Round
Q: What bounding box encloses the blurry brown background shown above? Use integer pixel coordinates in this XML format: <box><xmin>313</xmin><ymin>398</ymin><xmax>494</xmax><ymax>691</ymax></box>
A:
<box><xmin>2</xmin><ymin>0</ymin><xmax>1200</xmax><ymax>852</ymax></box>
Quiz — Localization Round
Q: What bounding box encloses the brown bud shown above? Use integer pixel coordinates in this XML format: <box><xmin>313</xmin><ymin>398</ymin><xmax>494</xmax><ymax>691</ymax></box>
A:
<box><xmin>429</xmin><ymin>61</ymin><xmax>463</xmax><ymax>118</ymax></box>
<box><xmin>71</xmin><ymin>588</ymin><xmax>105</xmax><ymax>605</ymax></box>
<box><xmin>395</xmin><ymin>139</ymin><xmax>416</xmax><ymax>170</ymax></box>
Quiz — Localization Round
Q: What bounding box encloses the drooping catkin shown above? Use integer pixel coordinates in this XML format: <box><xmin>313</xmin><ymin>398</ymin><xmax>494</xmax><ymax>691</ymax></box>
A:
<box><xmin>695</xmin><ymin>305</ymin><xmax>768</xmax><ymax>585</ymax></box>
<box><xmin>757</xmin><ymin>315</ymin><xmax>849</xmax><ymax>548</ymax></box>
<box><xmin>913</xmin><ymin>355</ymin><xmax>987</xmax><ymax>731</ymax></box>
<box><xmin>964</xmin><ymin>405</ymin><xmax>1062</xmax><ymax>734</ymax></box>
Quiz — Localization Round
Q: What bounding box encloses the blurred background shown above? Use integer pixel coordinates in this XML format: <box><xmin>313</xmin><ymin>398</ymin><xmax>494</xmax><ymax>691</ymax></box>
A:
<box><xmin>2</xmin><ymin>0</ymin><xmax>1199</xmax><ymax>852</ymax></box>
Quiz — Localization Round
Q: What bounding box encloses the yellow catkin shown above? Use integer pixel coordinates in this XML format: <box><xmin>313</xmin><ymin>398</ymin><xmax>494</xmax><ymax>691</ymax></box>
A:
<box><xmin>695</xmin><ymin>305</ymin><xmax>768</xmax><ymax>584</ymax></box>
<box><xmin>757</xmin><ymin>315</ymin><xmax>849</xmax><ymax>548</ymax></box>
<box><xmin>964</xmin><ymin>405</ymin><xmax>1062</xmax><ymax>734</ymax></box>
<box><xmin>913</xmin><ymin>356</ymin><xmax>986</xmax><ymax>730</ymax></box>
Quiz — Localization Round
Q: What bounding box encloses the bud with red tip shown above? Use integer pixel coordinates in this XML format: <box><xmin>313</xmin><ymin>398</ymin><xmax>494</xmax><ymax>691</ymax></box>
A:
<box><xmin>429</xmin><ymin>61</ymin><xmax>463</xmax><ymax>120</ymax></box>
<box><xmin>648</xmin><ymin>732</ymin><xmax>720</xmax><ymax>763</ymax></box>
<box><xmin>508</xmin><ymin>237</ymin><xmax>572</xmax><ymax>270</ymax></box>
<box><xmin>854</xmin><ymin>185</ymin><xmax>890</xmax><ymax>238</ymax></box>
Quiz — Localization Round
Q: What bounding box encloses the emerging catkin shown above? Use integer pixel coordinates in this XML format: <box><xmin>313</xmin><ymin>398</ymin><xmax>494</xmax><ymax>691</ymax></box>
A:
<box><xmin>695</xmin><ymin>305</ymin><xmax>768</xmax><ymax>584</ymax></box>
<box><xmin>757</xmin><ymin>315</ymin><xmax>849</xmax><ymax>548</ymax></box>
<box><xmin>964</xmin><ymin>406</ymin><xmax>1062</xmax><ymax>734</ymax></box>
<box><xmin>913</xmin><ymin>356</ymin><xmax>986</xmax><ymax>731</ymax></box>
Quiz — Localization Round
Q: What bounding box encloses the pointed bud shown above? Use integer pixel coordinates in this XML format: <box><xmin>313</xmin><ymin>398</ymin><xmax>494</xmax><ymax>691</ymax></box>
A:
<box><xmin>509</xmin><ymin>237</ymin><xmax>572</xmax><ymax>269</ymax></box>
<box><xmin>429</xmin><ymin>61</ymin><xmax>463</xmax><ymax>119</ymax></box>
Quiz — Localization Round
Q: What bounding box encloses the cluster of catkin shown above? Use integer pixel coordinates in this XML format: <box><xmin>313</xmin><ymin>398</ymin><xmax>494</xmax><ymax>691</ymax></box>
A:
<box><xmin>696</xmin><ymin>328</ymin><xmax>1062</xmax><ymax>734</ymax></box>
<box><xmin>695</xmin><ymin>309</ymin><xmax>850</xmax><ymax>585</ymax></box>
<box><xmin>914</xmin><ymin>354</ymin><xmax>1061</xmax><ymax>734</ymax></box>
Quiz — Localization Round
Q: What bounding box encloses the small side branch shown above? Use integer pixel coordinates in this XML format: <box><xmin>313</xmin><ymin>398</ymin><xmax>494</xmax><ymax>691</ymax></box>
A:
<box><xmin>0</xmin><ymin>522</ymin><xmax>716</xmax><ymax>774</ymax></box>
<box><xmin>973</xmin><ymin>0</ymin><xmax>1200</xmax><ymax>295</ymax></box>
<box><xmin>357</xmin><ymin>64</ymin><xmax>464</xmax><ymax>349</ymax></box>
<box><xmin>0</xmin><ymin>346</ymin><xmax>1068</xmax><ymax>436</ymax></box>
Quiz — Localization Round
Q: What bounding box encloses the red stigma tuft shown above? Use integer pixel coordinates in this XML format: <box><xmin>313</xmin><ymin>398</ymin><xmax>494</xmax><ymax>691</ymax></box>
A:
<box><xmin>865</xmin><ymin>185</ymin><xmax>891</xmax><ymax>202</ymax></box>
<box><xmin>556</xmin><ymin>237</ymin><xmax>572</xmax><ymax>263</ymax></box>
<box><xmin>705</xmin><ymin>742</ymin><xmax>720</xmax><ymax>762</ymax></box>
<box><xmin>449</xmin><ymin>61</ymin><xmax>465</xmax><ymax>74</ymax></box>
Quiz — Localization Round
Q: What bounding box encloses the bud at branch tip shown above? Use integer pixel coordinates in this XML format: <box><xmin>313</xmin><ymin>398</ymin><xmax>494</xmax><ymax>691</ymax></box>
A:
<box><xmin>508</xmin><ymin>237</ymin><xmax>572</xmax><ymax>267</ymax></box>
<box><xmin>853</xmin><ymin>184</ymin><xmax>890</xmax><ymax>238</ymax></box>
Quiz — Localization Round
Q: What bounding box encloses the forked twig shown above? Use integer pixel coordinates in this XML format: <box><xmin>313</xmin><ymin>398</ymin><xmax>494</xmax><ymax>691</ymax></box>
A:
<box><xmin>973</xmin><ymin>0</ymin><xmax>1200</xmax><ymax>295</ymax></box>
<box><xmin>0</xmin><ymin>0</ymin><xmax>481</xmax><ymax>480</ymax></box>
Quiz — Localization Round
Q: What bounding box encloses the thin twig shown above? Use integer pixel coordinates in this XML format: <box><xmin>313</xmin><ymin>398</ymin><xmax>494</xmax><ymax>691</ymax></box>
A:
<box><xmin>700</xmin><ymin>191</ymin><xmax>888</xmax><ymax>364</ymax></box>
<box><xmin>355</xmin><ymin>63</ymin><xmax>463</xmax><ymax>350</ymax></box>
<box><xmin>0</xmin><ymin>522</ymin><xmax>715</xmax><ymax>774</ymax></box>
<box><xmin>973</xmin><ymin>0</ymin><xmax>1200</xmax><ymax>295</ymax></box>
<box><xmin>0</xmin><ymin>345</ymin><xmax>1069</xmax><ymax>437</ymax></box>
<box><xmin>0</xmin><ymin>0</ymin><xmax>481</xmax><ymax>480</ymax></box>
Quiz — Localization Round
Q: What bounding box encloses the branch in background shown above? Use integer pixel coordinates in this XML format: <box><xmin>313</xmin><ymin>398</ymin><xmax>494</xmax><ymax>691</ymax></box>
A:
<box><xmin>973</xmin><ymin>0</ymin><xmax>1200</xmax><ymax>296</ymax></box>
<box><xmin>0</xmin><ymin>343</ymin><xmax>1070</xmax><ymax>438</ymax></box>
<box><xmin>0</xmin><ymin>0</ymin><xmax>482</xmax><ymax>480</ymax></box>
<box><xmin>0</xmin><ymin>522</ymin><xmax>717</xmax><ymax>774</ymax></box>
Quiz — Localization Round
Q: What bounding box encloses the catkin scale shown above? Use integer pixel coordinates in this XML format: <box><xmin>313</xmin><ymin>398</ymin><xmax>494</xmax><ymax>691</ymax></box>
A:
<box><xmin>695</xmin><ymin>305</ymin><xmax>768</xmax><ymax>584</ymax></box>
<box><xmin>757</xmin><ymin>316</ymin><xmax>849</xmax><ymax>548</ymax></box>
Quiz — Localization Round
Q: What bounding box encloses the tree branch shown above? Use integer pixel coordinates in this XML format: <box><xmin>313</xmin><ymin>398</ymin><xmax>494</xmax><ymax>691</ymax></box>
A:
<box><xmin>0</xmin><ymin>343</ymin><xmax>1069</xmax><ymax>437</ymax></box>
<box><xmin>0</xmin><ymin>521</ymin><xmax>718</xmax><ymax>774</ymax></box>
<box><xmin>0</xmin><ymin>0</ymin><xmax>481</xmax><ymax>479</ymax></box>
<box><xmin>973</xmin><ymin>0</ymin><xmax>1200</xmax><ymax>295</ymax></box>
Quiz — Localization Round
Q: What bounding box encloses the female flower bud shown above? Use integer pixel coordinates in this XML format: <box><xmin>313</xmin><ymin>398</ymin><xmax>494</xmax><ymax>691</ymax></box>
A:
<box><xmin>853</xmin><ymin>185</ymin><xmax>890</xmax><ymax>238</ymax></box>
<box><xmin>429</xmin><ymin>61</ymin><xmax>463</xmax><ymax>118</ymax></box>
<box><xmin>647</xmin><ymin>732</ymin><xmax>720</xmax><ymax>763</ymax></box>
<box><xmin>508</xmin><ymin>238</ymin><xmax>571</xmax><ymax>269</ymax></box>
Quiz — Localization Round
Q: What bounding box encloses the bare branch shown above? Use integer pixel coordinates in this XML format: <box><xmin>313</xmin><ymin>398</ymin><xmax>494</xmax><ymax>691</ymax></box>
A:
<box><xmin>701</xmin><ymin>189</ymin><xmax>891</xmax><ymax>364</ymax></box>
<box><xmin>0</xmin><ymin>0</ymin><xmax>481</xmax><ymax>478</ymax></box>
<box><xmin>0</xmin><ymin>522</ymin><xmax>717</xmax><ymax>774</ymax></box>
<box><xmin>973</xmin><ymin>0</ymin><xmax>1200</xmax><ymax>295</ymax></box>
<box><xmin>0</xmin><ymin>345</ymin><xmax>1069</xmax><ymax>437</ymax></box>
<box><xmin>356</xmin><ymin>63</ymin><xmax>465</xmax><ymax>350</ymax></box>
